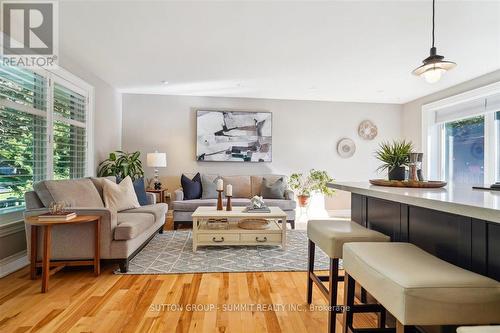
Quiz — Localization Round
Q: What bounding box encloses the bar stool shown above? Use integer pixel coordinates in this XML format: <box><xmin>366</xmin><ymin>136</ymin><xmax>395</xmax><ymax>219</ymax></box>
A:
<box><xmin>342</xmin><ymin>242</ymin><xmax>500</xmax><ymax>333</ymax></box>
<box><xmin>307</xmin><ymin>219</ymin><xmax>390</xmax><ymax>333</ymax></box>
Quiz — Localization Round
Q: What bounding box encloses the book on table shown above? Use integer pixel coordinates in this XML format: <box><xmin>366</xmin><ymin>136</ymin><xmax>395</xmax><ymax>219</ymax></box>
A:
<box><xmin>37</xmin><ymin>211</ymin><xmax>77</xmax><ymax>221</ymax></box>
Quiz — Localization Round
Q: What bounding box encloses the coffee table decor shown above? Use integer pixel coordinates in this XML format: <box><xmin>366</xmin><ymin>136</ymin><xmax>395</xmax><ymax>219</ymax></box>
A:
<box><xmin>238</xmin><ymin>218</ymin><xmax>272</xmax><ymax>230</ymax></box>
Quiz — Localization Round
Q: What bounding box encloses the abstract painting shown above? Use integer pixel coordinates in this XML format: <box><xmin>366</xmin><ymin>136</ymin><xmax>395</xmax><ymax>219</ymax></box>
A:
<box><xmin>196</xmin><ymin>110</ymin><xmax>272</xmax><ymax>162</ymax></box>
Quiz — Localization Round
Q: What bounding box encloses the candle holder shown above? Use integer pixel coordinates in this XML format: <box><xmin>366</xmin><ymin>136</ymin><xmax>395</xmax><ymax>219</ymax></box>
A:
<box><xmin>216</xmin><ymin>190</ymin><xmax>224</xmax><ymax>211</ymax></box>
<box><xmin>226</xmin><ymin>195</ymin><xmax>232</xmax><ymax>211</ymax></box>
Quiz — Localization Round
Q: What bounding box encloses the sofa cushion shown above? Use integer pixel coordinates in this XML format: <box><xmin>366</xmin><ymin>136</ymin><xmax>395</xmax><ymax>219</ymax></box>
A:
<box><xmin>115</xmin><ymin>213</ymin><xmax>155</xmax><ymax>240</ymax></box>
<box><xmin>34</xmin><ymin>178</ymin><xmax>104</xmax><ymax>208</ymax></box>
<box><xmin>116</xmin><ymin>177</ymin><xmax>149</xmax><ymax>206</ymax></box>
<box><xmin>201</xmin><ymin>174</ymin><xmax>223</xmax><ymax>199</ymax></box>
<box><xmin>172</xmin><ymin>198</ymin><xmax>250</xmax><ymax>212</ymax></box>
<box><xmin>262</xmin><ymin>199</ymin><xmax>296</xmax><ymax>211</ymax></box>
<box><xmin>181</xmin><ymin>173</ymin><xmax>202</xmax><ymax>200</ymax></box>
<box><xmin>121</xmin><ymin>203</ymin><xmax>168</xmax><ymax>221</ymax></box>
<box><xmin>222</xmin><ymin>176</ymin><xmax>251</xmax><ymax>198</ymax></box>
<box><xmin>103</xmin><ymin>177</ymin><xmax>141</xmax><ymax>212</ymax></box>
<box><xmin>251</xmin><ymin>175</ymin><xmax>286</xmax><ymax>196</ymax></box>
<box><xmin>89</xmin><ymin>176</ymin><xmax>116</xmax><ymax>201</ymax></box>
<box><xmin>261</xmin><ymin>177</ymin><xmax>286</xmax><ymax>199</ymax></box>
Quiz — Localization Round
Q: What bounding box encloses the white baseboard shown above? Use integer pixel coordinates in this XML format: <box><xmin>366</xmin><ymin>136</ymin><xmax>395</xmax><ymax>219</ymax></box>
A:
<box><xmin>0</xmin><ymin>251</ymin><xmax>28</xmax><ymax>278</ymax></box>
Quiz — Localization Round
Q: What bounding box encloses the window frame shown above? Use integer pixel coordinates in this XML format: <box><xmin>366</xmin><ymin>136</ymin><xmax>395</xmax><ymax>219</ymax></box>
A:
<box><xmin>0</xmin><ymin>66</ymin><xmax>94</xmax><ymax>225</ymax></box>
<box><xmin>422</xmin><ymin>81</ymin><xmax>500</xmax><ymax>184</ymax></box>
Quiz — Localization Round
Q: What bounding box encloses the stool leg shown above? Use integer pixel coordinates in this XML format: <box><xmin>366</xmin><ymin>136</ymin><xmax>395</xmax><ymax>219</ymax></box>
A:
<box><xmin>378</xmin><ymin>308</ymin><xmax>386</xmax><ymax>328</ymax></box>
<box><xmin>307</xmin><ymin>239</ymin><xmax>315</xmax><ymax>304</ymax></box>
<box><xmin>360</xmin><ymin>287</ymin><xmax>367</xmax><ymax>303</ymax></box>
<box><xmin>328</xmin><ymin>258</ymin><xmax>339</xmax><ymax>333</ymax></box>
<box><xmin>342</xmin><ymin>273</ymin><xmax>355</xmax><ymax>333</ymax></box>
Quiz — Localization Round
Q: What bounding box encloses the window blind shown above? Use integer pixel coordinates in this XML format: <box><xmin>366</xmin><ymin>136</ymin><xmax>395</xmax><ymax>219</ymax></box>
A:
<box><xmin>0</xmin><ymin>65</ymin><xmax>47</xmax><ymax>215</ymax></box>
<box><xmin>435</xmin><ymin>93</ymin><xmax>500</xmax><ymax>124</ymax></box>
<box><xmin>53</xmin><ymin>83</ymin><xmax>87</xmax><ymax>179</ymax></box>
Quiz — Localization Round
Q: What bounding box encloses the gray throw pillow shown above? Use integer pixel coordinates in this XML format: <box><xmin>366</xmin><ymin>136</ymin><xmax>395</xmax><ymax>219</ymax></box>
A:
<box><xmin>201</xmin><ymin>174</ymin><xmax>224</xmax><ymax>199</ymax></box>
<box><xmin>261</xmin><ymin>177</ymin><xmax>286</xmax><ymax>199</ymax></box>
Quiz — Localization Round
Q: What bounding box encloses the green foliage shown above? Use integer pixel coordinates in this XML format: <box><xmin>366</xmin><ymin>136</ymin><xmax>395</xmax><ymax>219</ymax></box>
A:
<box><xmin>288</xmin><ymin>169</ymin><xmax>335</xmax><ymax>197</ymax></box>
<box><xmin>97</xmin><ymin>151</ymin><xmax>144</xmax><ymax>181</ymax></box>
<box><xmin>375</xmin><ymin>139</ymin><xmax>414</xmax><ymax>172</ymax></box>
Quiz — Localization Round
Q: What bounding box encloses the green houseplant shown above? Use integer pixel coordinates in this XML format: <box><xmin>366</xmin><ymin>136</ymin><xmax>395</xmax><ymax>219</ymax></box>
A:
<box><xmin>97</xmin><ymin>151</ymin><xmax>144</xmax><ymax>181</ymax></box>
<box><xmin>375</xmin><ymin>140</ymin><xmax>413</xmax><ymax>181</ymax></box>
<box><xmin>288</xmin><ymin>169</ymin><xmax>335</xmax><ymax>207</ymax></box>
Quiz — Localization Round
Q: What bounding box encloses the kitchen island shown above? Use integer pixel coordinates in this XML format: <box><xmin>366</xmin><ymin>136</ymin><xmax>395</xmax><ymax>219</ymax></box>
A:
<box><xmin>328</xmin><ymin>182</ymin><xmax>500</xmax><ymax>281</ymax></box>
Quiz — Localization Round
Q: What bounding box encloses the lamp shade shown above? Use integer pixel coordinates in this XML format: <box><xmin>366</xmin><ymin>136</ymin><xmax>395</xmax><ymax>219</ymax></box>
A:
<box><xmin>147</xmin><ymin>152</ymin><xmax>167</xmax><ymax>167</ymax></box>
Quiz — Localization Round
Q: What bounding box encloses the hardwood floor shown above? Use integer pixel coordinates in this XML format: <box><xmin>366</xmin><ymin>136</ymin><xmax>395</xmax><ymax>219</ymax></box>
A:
<box><xmin>0</xmin><ymin>214</ymin><xmax>378</xmax><ymax>333</ymax></box>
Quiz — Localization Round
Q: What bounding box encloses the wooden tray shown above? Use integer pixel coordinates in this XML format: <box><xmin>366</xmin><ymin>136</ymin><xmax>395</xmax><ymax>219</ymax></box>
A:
<box><xmin>238</xmin><ymin>218</ymin><xmax>271</xmax><ymax>230</ymax></box>
<box><xmin>369</xmin><ymin>179</ymin><xmax>447</xmax><ymax>188</ymax></box>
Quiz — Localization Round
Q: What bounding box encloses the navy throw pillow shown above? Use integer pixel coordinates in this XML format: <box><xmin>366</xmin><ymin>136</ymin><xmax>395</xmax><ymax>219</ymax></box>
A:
<box><xmin>181</xmin><ymin>173</ymin><xmax>202</xmax><ymax>200</ymax></box>
<box><xmin>116</xmin><ymin>176</ymin><xmax>149</xmax><ymax>206</ymax></box>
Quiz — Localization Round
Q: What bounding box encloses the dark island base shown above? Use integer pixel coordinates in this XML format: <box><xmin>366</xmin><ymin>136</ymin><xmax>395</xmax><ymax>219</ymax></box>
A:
<box><xmin>351</xmin><ymin>193</ymin><xmax>500</xmax><ymax>281</ymax></box>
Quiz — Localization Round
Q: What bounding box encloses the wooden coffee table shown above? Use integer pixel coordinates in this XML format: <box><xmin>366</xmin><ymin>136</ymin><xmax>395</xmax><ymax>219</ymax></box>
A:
<box><xmin>25</xmin><ymin>215</ymin><xmax>101</xmax><ymax>293</ymax></box>
<box><xmin>191</xmin><ymin>206</ymin><xmax>288</xmax><ymax>252</ymax></box>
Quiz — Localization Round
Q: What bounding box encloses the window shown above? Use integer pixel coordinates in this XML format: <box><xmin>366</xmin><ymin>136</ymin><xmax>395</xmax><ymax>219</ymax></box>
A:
<box><xmin>0</xmin><ymin>65</ymin><xmax>92</xmax><ymax>223</ymax></box>
<box><xmin>444</xmin><ymin>115</ymin><xmax>484</xmax><ymax>184</ymax></box>
<box><xmin>423</xmin><ymin>83</ymin><xmax>500</xmax><ymax>185</ymax></box>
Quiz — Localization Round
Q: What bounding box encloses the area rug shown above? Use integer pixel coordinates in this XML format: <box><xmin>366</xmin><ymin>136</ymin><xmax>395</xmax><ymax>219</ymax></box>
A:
<box><xmin>116</xmin><ymin>230</ymin><xmax>334</xmax><ymax>274</ymax></box>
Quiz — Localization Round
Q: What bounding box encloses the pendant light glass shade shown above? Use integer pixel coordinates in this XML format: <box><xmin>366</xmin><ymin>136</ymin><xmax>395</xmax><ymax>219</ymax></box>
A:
<box><xmin>412</xmin><ymin>0</ymin><xmax>456</xmax><ymax>83</ymax></box>
<box><xmin>412</xmin><ymin>47</ymin><xmax>456</xmax><ymax>83</ymax></box>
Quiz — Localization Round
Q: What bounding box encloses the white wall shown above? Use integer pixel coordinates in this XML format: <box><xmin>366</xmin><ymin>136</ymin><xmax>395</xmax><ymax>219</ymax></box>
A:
<box><xmin>402</xmin><ymin>70</ymin><xmax>500</xmax><ymax>151</ymax></box>
<box><xmin>122</xmin><ymin>94</ymin><xmax>403</xmax><ymax>209</ymax></box>
<box><xmin>59</xmin><ymin>53</ymin><xmax>123</xmax><ymax>173</ymax></box>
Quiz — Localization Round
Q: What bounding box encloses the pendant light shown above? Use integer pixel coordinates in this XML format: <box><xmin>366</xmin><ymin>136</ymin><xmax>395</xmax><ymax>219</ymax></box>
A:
<box><xmin>412</xmin><ymin>0</ymin><xmax>456</xmax><ymax>83</ymax></box>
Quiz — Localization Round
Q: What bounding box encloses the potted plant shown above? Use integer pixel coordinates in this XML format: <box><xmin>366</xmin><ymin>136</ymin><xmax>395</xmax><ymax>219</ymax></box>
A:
<box><xmin>288</xmin><ymin>169</ymin><xmax>335</xmax><ymax>207</ymax></box>
<box><xmin>375</xmin><ymin>140</ymin><xmax>413</xmax><ymax>181</ymax></box>
<box><xmin>97</xmin><ymin>151</ymin><xmax>144</xmax><ymax>180</ymax></box>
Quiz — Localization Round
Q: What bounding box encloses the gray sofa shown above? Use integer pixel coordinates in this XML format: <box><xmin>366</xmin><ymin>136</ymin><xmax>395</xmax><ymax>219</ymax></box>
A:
<box><xmin>172</xmin><ymin>174</ymin><xmax>296</xmax><ymax>229</ymax></box>
<box><xmin>24</xmin><ymin>176</ymin><xmax>168</xmax><ymax>272</ymax></box>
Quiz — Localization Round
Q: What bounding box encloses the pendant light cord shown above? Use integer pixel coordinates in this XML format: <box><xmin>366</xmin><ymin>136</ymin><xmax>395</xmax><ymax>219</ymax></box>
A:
<box><xmin>432</xmin><ymin>0</ymin><xmax>436</xmax><ymax>48</ymax></box>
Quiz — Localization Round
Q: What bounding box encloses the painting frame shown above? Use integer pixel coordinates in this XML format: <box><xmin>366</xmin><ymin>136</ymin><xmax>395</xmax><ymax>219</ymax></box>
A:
<box><xmin>196</xmin><ymin>109</ymin><xmax>273</xmax><ymax>163</ymax></box>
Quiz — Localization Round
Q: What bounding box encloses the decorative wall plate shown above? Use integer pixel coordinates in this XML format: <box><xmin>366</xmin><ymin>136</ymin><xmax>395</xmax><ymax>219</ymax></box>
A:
<box><xmin>337</xmin><ymin>138</ymin><xmax>356</xmax><ymax>158</ymax></box>
<box><xmin>358</xmin><ymin>120</ymin><xmax>378</xmax><ymax>140</ymax></box>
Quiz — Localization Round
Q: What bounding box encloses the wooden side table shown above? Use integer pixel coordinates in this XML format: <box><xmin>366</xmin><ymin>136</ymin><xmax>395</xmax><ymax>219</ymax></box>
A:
<box><xmin>146</xmin><ymin>188</ymin><xmax>167</xmax><ymax>203</ymax></box>
<box><xmin>25</xmin><ymin>215</ymin><xmax>101</xmax><ymax>293</ymax></box>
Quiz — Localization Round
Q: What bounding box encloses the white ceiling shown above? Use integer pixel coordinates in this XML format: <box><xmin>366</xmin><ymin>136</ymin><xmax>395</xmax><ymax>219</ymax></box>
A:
<box><xmin>59</xmin><ymin>1</ymin><xmax>500</xmax><ymax>104</ymax></box>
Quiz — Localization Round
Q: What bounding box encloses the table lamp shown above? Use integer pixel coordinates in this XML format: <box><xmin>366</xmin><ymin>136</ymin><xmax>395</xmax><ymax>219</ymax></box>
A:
<box><xmin>147</xmin><ymin>151</ymin><xmax>167</xmax><ymax>190</ymax></box>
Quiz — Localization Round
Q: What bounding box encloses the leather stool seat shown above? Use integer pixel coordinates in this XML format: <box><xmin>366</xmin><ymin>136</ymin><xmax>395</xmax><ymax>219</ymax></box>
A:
<box><xmin>343</xmin><ymin>242</ymin><xmax>500</xmax><ymax>326</ymax></box>
<box><xmin>307</xmin><ymin>220</ymin><xmax>390</xmax><ymax>258</ymax></box>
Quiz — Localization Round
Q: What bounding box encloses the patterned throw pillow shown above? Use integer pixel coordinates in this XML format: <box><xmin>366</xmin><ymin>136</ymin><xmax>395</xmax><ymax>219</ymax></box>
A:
<box><xmin>181</xmin><ymin>173</ymin><xmax>202</xmax><ymax>200</ymax></box>
<box><xmin>260</xmin><ymin>177</ymin><xmax>286</xmax><ymax>199</ymax></box>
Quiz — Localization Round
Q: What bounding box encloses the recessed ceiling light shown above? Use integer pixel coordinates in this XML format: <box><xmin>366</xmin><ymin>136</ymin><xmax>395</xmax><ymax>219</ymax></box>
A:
<box><xmin>161</xmin><ymin>80</ymin><xmax>169</xmax><ymax>85</ymax></box>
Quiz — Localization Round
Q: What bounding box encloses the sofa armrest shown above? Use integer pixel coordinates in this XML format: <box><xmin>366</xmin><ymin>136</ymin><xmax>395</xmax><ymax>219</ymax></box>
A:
<box><xmin>146</xmin><ymin>192</ymin><xmax>156</xmax><ymax>205</ymax></box>
<box><xmin>174</xmin><ymin>188</ymin><xmax>184</xmax><ymax>201</ymax></box>
<box><xmin>284</xmin><ymin>189</ymin><xmax>295</xmax><ymax>201</ymax></box>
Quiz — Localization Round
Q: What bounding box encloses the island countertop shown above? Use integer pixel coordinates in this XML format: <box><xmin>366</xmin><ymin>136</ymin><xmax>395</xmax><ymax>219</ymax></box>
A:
<box><xmin>328</xmin><ymin>182</ymin><xmax>500</xmax><ymax>224</ymax></box>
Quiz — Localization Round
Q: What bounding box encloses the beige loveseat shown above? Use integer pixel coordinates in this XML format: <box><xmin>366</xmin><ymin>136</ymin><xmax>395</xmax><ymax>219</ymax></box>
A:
<box><xmin>24</xmin><ymin>177</ymin><xmax>167</xmax><ymax>272</ymax></box>
<box><xmin>172</xmin><ymin>174</ymin><xmax>296</xmax><ymax>230</ymax></box>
